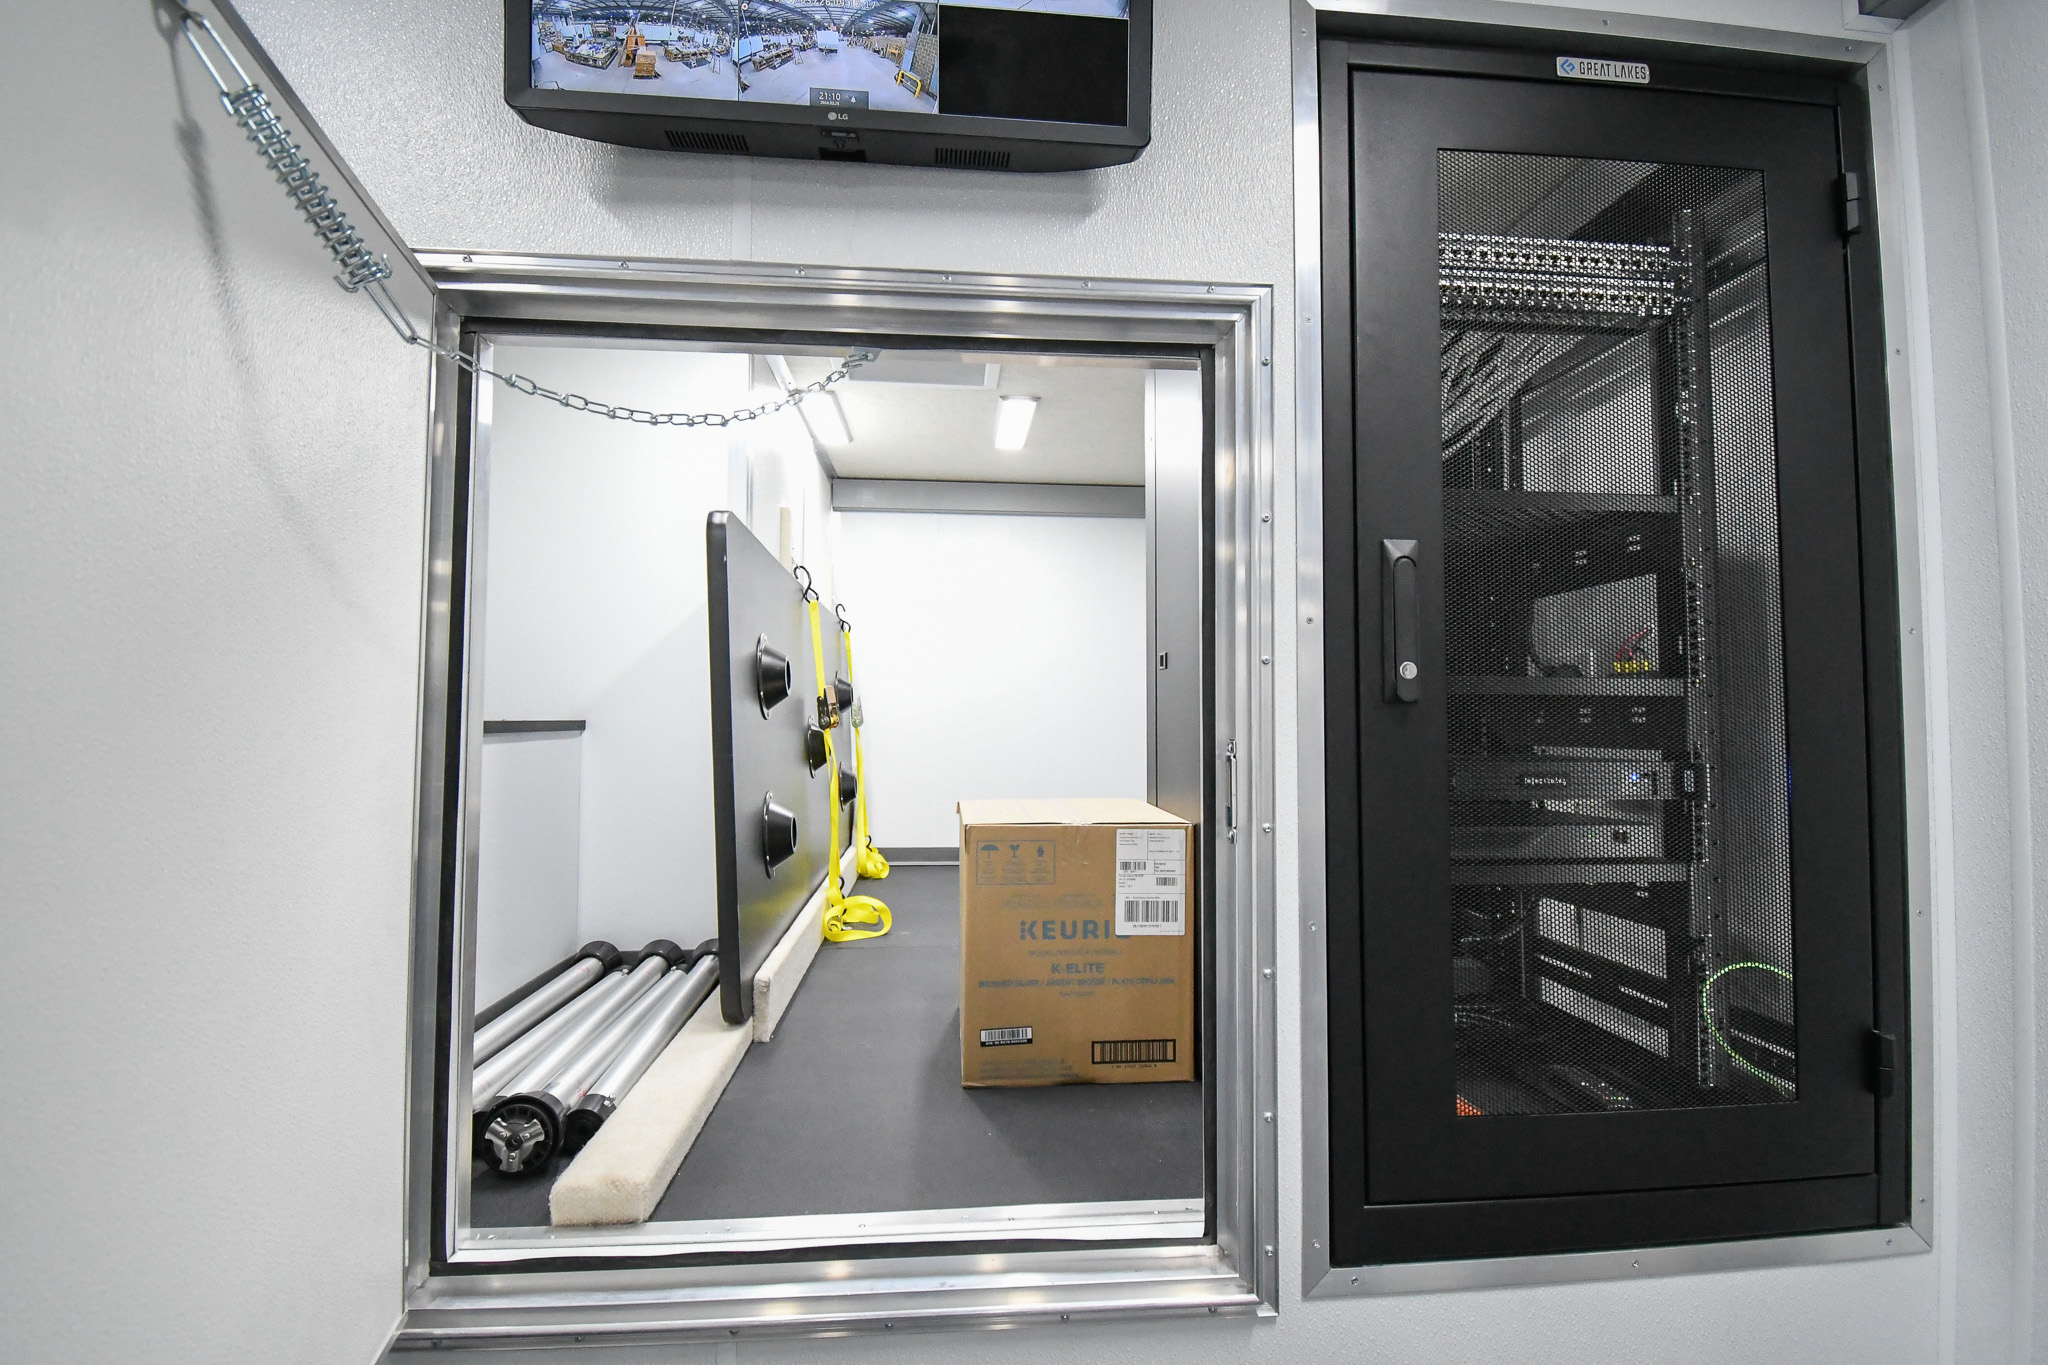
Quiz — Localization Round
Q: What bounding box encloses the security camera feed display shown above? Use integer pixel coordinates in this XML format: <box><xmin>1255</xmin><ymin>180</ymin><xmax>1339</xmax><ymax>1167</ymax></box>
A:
<box><xmin>528</xmin><ymin>2</ymin><xmax>1129</xmax><ymax>124</ymax></box>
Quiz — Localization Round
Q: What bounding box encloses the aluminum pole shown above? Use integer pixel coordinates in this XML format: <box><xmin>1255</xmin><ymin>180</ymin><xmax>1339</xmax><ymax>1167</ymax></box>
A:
<box><xmin>477</xmin><ymin>945</ymin><xmax>685</xmax><ymax>1174</ymax></box>
<box><xmin>474</xmin><ymin>952</ymin><xmax>607</xmax><ymax>1064</ymax></box>
<box><xmin>470</xmin><ymin>967</ymin><xmax>627</xmax><ymax>1110</ymax></box>
<box><xmin>478</xmin><ymin>968</ymin><xmax>691</xmax><ymax>1174</ymax></box>
<box><xmin>563</xmin><ymin>952</ymin><xmax>720</xmax><ymax>1155</ymax></box>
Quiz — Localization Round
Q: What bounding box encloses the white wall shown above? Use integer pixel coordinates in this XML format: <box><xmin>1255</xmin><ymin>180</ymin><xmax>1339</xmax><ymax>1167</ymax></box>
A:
<box><xmin>474</xmin><ymin>731</ymin><xmax>584</xmax><ymax>1005</ymax></box>
<box><xmin>1892</xmin><ymin>2</ymin><xmax>2048</xmax><ymax>1358</ymax></box>
<box><xmin>0</xmin><ymin>4</ymin><xmax>429</xmax><ymax>1362</ymax></box>
<box><xmin>479</xmin><ymin>344</ymin><xmax>840</xmax><ymax>956</ymax></box>
<box><xmin>482</xmin><ymin>345</ymin><xmax>747</xmax><ymax>952</ymax></box>
<box><xmin>13</xmin><ymin>0</ymin><xmax>2047</xmax><ymax>1359</ymax></box>
<box><xmin>836</xmin><ymin>512</ymin><xmax>1149</xmax><ymax>847</ymax></box>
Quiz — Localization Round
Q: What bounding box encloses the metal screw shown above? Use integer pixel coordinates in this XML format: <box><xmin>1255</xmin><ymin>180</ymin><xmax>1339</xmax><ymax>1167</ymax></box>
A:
<box><xmin>1061</xmin><ymin>1313</ymin><xmax>1070</xmax><ymax>1321</ymax></box>
<box><xmin>1262</xmin><ymin>512</ymin><xmax>1271</xmax><ymax>522</ymax></box>
<box><xmin>1262</xmin><ymin>655</ymin><xmax>1271</xmax><ymax>664</ymax></box>
<box><xmin>1631</xmin><ymin>1260</ymin><xmax>1640</xmax><ymax>1268</ymax></box>
<box><xmin>462</xmin><ymin>254</ymin><xmax>473</xmax><ymax>263</ymax></box>
<box><xmin>1263</xmin><ymin>967</ymin><xmax>1273</xmax><ymax>979</ymax></box>
<box><xmin>1350</xmin><ymin>1275</ymin><xmax>1360</xmax><ymax>1285</ymax></box>
<box><xmin>1264</xmin><ymin>1111</ymin><xmax>1275</xmax><ymax>1123</ymax></box>
<box><xmin>1310</xmin><ymin>922</ymin><xmax>1318</xmax><ymax>932</ymax></box>
<box><xmin>1265</xmin><ymin>1246</ymin><xmax>1275</xmax><ymax>1257</ymax></box>
<box><xmin>1263</xmin><ymin>822</ymin><xmax>1273</xmax><ymax>833</ymax></box>
<box><xmin>796</xmin><ymin>267</ymin><xmax>806</xmax><ymax>274</ymax></box>
<box><xmin>1306</xmin><ymin>615</ymin><xmax>1315</xmax><ymax>624</ymax></box>
<box><xmin>1261</xmin><ymin>358</ymin><xmax>1270</xmax><ymax>366</ymax></box>
<box><xmin>1209</xmin><ymin>1306</ymin><xmax>1220</xmax><ymax>1315</ymax></box>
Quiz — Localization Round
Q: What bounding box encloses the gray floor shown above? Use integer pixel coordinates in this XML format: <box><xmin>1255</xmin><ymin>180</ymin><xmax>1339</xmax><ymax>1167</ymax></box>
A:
<box><xmin>472</xmin><ymin>865</ymin><xmax>1203</xmax><ymax>1228</ymax></box>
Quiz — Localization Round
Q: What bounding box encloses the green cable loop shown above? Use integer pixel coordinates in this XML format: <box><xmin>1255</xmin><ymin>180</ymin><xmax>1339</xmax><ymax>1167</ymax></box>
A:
<box><xmin>1699</xmin><ymin>961</ymin><xmax>1796</xmax><ymax>1095</ymax></box>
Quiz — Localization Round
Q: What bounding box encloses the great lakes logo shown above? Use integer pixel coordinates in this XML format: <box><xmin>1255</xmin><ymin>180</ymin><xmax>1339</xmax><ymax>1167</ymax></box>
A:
<box><xmin>1555</xmin><ymin>55</ymin><xmax>1650</xmax><ymax>84</ymax></box>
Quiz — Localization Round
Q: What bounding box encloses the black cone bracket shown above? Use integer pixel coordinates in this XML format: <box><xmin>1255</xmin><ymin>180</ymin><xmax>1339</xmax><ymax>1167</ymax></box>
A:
<box><xmin>756</xmin><ymin>636</ymin><xmax>792</xmax><ymax>715</ymax></box>
<box><xmin>836</xmin><ymin>766</ymin><xmax>858</xmax><ymax>806</ymax></box>
<box><xmin>805</xmin><ymin>723</ymin><xmax>829</xmax><ymax>772</ymax></box>
<box><xmin>761</xmin><ymin>794</ymin><xmax>799</xmax><ymax>873</ymax></box>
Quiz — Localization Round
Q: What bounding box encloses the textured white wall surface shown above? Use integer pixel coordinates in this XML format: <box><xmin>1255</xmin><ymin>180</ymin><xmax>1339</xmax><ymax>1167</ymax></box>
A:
<box><xmin>6</xmin><ymin>0</ymin><xmax>2045</xmax><ymax>1359</ymax></box>
<box><xmin>0</xmin><ymin>3</ymin><xmax>430</xmax><ymax>1362</ymax></box>
<box><xmin>835</xmin><ymin>511</ymin><xmax>1149</xmax><ymax>847</ymax></box>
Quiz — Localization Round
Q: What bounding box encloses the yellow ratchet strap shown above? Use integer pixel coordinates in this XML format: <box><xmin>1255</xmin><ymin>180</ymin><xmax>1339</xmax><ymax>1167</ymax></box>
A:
<box><xmin>806</xmin><ymin>593</ymin><xmax>890</xmax><ymax>943</ymax></box>
<box><xmin>840</xmin><ymin>608</ymin><xmax>891</xmax><ymax>881</ymax></box>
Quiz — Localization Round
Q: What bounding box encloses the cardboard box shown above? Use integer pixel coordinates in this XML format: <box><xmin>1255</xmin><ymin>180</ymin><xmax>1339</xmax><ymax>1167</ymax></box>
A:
<box><xmin>958</xmin><ymin>798</ymin><xmax>1195</xmax><ymax>1087</ymax></box>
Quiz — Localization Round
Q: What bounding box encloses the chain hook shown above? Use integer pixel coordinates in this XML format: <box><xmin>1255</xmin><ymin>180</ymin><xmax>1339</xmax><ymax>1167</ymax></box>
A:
<box><xmin>793</xmin><ymin>564</ymin><xmax>819</xmax><ymax>603</ymax></box>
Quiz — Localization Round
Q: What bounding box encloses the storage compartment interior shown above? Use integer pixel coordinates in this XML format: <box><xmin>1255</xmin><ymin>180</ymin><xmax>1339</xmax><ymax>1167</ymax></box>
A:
<box><xmin>454</xmin><ymin>340</ymin><xmax>1209</xmax><ymax>1243</ymax></box>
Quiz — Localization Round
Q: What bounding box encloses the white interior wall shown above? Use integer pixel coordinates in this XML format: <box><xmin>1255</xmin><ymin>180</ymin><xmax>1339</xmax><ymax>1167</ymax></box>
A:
<box><xmin>11</xmin><ymin>0</ymin><xmax>2048</xmax><ymax>1359</ymax></box>
<box><xmin>0</xmin><ymin>5</ymin><xmax>430</xmax><ymax>1362</ymax></box>
<box><xmin>482</xmin><ymin>345</ymin><xmax>752</xmax><ymax>954</ymax></box>
<box><xmin>835</xmin><ymin>512</ymin><xmax>1149</xmax><ymax>847</ymax></box>
<box><xmin>474</xmin><ymin>732</ymin><xmax>584</xmax><ymax>1005</ymax></box>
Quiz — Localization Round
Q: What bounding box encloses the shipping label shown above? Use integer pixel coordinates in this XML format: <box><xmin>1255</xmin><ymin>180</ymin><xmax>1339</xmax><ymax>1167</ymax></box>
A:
<box><xmin>1114</xmin><ymin>827</ymin><xmax>1187</xmax><ymax>936</ymax></box>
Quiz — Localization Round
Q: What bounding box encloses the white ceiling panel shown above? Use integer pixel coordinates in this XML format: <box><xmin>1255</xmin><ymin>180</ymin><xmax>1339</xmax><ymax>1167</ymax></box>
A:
<box><xmin>779</xmin><ymin>353</ymin><xmax>1150</xmax><ymax>485</ymax></box>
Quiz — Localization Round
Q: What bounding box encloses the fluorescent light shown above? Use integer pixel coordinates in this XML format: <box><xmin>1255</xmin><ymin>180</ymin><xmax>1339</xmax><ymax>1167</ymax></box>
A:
<box><xmin>800</xmin><ymin>391</ymin><xmax>852</xmax><ymax>446</ymax></box>
<box><xmin>993</xmin><ymin>395</ymin><xmax>1038</xmax><ymax>452</ymax></box>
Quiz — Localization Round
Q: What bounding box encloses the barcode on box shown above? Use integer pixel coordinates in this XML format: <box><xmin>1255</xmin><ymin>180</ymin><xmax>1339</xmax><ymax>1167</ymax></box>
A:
<box><xmin>979</xmin><ymin>1026</ymin><xmax>1032</xmax><ymax>1047</ymax></box>
<box><xmin>1154</xmin><ymin>876</ymin><xmax>1179</xmax><ymax>888</ymax></box>
<box><xmin>1118</xmin><ymin>859</ymin><xmax>1149</xmax><ymax>872</ymax></box>
<box><xmin>1124</xmin><ymin>898</ymin><xmax>1180</xmax><ymax>923</ymax></box>
<box><xmin>1093</xmin><ymin>1038</ymin><xmax>1176</xmax><ymax>1065</ymax></box>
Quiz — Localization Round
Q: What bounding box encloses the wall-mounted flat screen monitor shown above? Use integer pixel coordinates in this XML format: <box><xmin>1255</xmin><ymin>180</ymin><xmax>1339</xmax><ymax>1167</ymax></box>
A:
<box><xmin>505</xmin><ymin>1</ymin><xmax>1151</xmax><ymax>172</ymax></box>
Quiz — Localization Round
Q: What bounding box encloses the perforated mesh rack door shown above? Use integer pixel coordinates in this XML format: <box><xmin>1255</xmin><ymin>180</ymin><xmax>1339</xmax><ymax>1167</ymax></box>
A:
<box><xmin>1438</xmin><ymin>151</ymin><xmax>1796</xmax><ymax>1118</ymax></box>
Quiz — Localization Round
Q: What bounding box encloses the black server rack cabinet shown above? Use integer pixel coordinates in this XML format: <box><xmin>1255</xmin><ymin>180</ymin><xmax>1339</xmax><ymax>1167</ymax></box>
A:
<box><xmin>1319</xmin><ymin>34</ymin><xmax>1909</xmax><ymax>1264</ymax></box>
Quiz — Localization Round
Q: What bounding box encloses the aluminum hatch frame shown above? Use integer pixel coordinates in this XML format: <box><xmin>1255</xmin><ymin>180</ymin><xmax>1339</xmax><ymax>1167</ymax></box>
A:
<box><xmin>398</xmin><ymin>253</ymin><xmax>1280</xmax><ymax>1347</ymax></box>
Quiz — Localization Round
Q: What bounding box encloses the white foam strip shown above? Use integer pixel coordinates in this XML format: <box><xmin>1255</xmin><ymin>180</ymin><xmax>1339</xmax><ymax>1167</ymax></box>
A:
<box><xmin>548</xmin><ymin>844</ymin><xmax>861</xmax><ymax>1226</ymax></box>
<box><xmin>548</xmin><ymin>1000</ymin><xmax>751</xmax><ymax>1227</ymax></box>
<box><xmin>752</xmin><ymin>842</ymin><xmax>858</xmax><ymax>1042</ymax></box>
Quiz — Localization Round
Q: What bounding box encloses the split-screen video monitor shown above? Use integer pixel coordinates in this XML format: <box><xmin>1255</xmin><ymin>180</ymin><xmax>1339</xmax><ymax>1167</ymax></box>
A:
<box><xmin>528</xmin><ymin>1</ymin><xmax>1131</xmax><ymax>125</ymax></box>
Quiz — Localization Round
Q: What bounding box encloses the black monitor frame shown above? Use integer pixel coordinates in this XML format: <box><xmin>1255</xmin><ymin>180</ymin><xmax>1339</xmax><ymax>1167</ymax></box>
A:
<box><xmin>502</xmin><ymin>0</ymin><xmax>1153</xmax><ymax>173</ymax></box>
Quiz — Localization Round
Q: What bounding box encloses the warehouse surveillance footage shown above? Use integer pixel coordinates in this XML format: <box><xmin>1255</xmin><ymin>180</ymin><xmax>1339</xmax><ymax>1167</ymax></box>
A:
<box><xmin>530</xmin><ymin>1</ymin><xmax>1130</xmax><ymax>120</ymax></box>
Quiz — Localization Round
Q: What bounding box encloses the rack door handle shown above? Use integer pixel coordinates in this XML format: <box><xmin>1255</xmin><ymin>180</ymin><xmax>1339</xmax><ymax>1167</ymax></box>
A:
<box><xmin>1383</xmin><ymin>539</ymin><xmax>1420</xmax><ymax>703</ymax></box>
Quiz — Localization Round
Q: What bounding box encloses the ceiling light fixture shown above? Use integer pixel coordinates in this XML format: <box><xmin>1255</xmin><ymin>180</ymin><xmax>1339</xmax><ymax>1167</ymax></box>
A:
<box><xmin>993</xmin><ymin>395</ymin><xmax>1038</xmax><ymax>452</ymax></box>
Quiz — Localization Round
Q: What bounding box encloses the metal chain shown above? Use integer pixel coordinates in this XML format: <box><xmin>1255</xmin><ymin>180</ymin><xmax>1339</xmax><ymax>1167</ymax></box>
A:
<box><xmin>416</xmin><ymin>338</ymin><xmax>870</xmax><ymax>428</ymax></box>
<box><xmin>176</xmin><ymin>8</ymin><xmax>870</xmax><ymax>429</ymax></box>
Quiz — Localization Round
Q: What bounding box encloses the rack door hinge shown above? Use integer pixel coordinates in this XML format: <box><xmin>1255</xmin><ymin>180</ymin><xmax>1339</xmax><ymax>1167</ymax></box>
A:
<box><xmin>1868</xmin><ymin>1028</ymin><xmax>1897</xmax><ymax>1098</ymax></box>
<box><xmin>1840</xmin><ymin>172</ymin><xmax>1865</xmax><ymax>237</ymax></box>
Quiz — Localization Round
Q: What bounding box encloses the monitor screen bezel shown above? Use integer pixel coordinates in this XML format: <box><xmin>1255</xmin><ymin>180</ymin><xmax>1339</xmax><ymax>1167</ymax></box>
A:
<box><xmin>503</xmin><ymin>0</ymin><xmax>1153</xmax><ymax>155</ymax></box>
